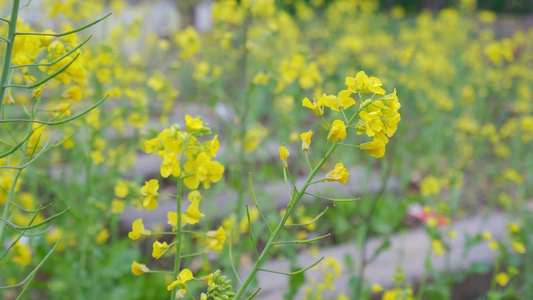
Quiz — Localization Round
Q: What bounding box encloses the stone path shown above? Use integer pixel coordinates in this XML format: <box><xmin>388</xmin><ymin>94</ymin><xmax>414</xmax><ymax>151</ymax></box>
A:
<box><xmin>249</xmin><ymin>212</ymin><xmax>507</xmax><ymax>299</ymax></box>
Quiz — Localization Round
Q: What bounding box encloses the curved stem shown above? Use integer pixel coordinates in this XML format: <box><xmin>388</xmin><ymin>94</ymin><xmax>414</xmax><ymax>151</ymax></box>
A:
<box><xmin>234</xmin><ymin>141</ymin><xmax>340</xmax><ymax>298</ymax></box>
<box><xmin>0</xmin><ymin>0</ymin><xmax>20</xmax><ymax>116</ymax></box>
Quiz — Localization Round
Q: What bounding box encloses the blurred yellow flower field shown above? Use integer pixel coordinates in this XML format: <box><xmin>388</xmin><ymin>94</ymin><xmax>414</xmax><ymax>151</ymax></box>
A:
<box><xmin>1</xmin><ymin>0</ymin><xmax>532</xmax><ymax>299</ymax></box>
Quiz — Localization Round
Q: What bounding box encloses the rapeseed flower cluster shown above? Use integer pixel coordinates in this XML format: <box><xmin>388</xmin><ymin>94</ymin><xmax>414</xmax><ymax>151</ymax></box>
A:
<box><xmin>129</xmin><ymin>115</ymin><xmax>229</xmax><ymax>297</ymax></box>
<box><xmin>301</xmin><ymin>71</ymin><xmax>401</xmax><ymax>159</ymax></box>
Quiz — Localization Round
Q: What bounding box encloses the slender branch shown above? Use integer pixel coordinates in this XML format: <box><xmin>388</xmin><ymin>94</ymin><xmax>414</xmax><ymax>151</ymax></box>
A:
<box><xmin>0</xmin><ymin>130</ymin><xmax>34</xmax><ymax>159</ymax></box>
<box><xmin>148</xmin><ymin>270</ymin><xmax>174</xmax><ymax>274</ymax></box>
<box><xmin>305</xmin><ymin>192</ymin><xmax>360</xmax><ymax>203</ymax></box>
<box><xmin>9</xmin><ymin>202</ymin><xmax>52</xmax><ymax>213</ymax></box>
<box><xmin>338</xmin><ymin>143</ymin><xmax>360</xmax><ymax>148</ymax></box>
<box><xmin>180</xmin><ymin>251</ymin><xmax>204</xmax><ymax>258</ymax></box>
<box><xmin>272</xmin><ymin>233</ymin><xmax>331</xmax><ymax>245</ymax></box>
<box><xmin>11</xmin><ymin>35</ymin><xmax>92</xmax><ymax>68</ymax></box>
<box><xmin>0</xmin><ymin>139</ymin><xmax>51</xmax><ymax>170</ymax></box>
<box><xmin>16</xmin><ymin>13</ymin><xmax>111</xmax><ymax>36</ymax></box>
<box><xmin>245</xmin><ymin>204</ymin><xmax>259</xmax><ymax>260</ymax></box>
<box><xmin>259</xmin><ymin>257</ymin><xmax>324</xmax><ymax>276</ymax></box>
<box><xmin>4</xmin><ymin>53</ymin><xmax>80</xmax><ymax>89</ymax></box>
<box><xmin>0</xmin><ymin>94</ymin><xmax>109</xmax><ymax>125</ymax></box>
<box><xmin>0</xmin><ymin>207</ymin><xmax>70</xmax><ymax>230</ymax></box>
<box><xmin>0</xmin><ymin>204</ymin><xmax>44</xmax><ymax>261</ymax></box>
<box><xmin>0</xmin><ymin>238</ymin><xmax>61</xmax><ymax>290</ymax></box>
<box><xmin>228</xmin><ymin>232</ymin><xmax>242</xmax><ymax>285</ymax></box>
<box><xmin>246</xmin><ymin>287</ymin><xmax>261</xmax><ymax>300</ymax></box>
<box><xmin>0</xmin><ymin>18</ymin><xmax>9</xmax><ymax>23</ymax></box>
<box><xmin>285</xmin><ymin>207</ymin><xmax>329</xmax><ymax>227</ymax></box>
<box><xmin>249</xmin><ymin>172</ymin><xmax>272</xmax><ymax>233</ymax></box>
<box><xmin>304</xmin><ymin>151</ymin><xmax>313</xmax><ymax>171</ymax></box>
<box><xmin>234</xmin><ymin>141</ymin><xmax>342</xmax><ymax>299</ymax></box>
<box><xmin>19</xmin><ymin>0</ymin><xmax>33</xmax><ymax>10</ymax></box>
<box><xmin>0</xmin><ymin>37</ymin><xmax>9</xmax><ymax>44</ymax></box>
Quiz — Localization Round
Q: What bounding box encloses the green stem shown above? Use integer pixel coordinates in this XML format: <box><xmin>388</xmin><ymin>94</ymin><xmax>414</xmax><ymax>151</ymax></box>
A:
<box><xmin>416</xmin><ymin>245</ymin><xmax>433</xmax><ymax>300</ymax></box>
<box><xmin>234</xmin><ymin>141</ymin><xmax>340</xmax><ymax>298</ymax></box>
<box><xmin>170</xmin><ymin>177</ymin><xmax>183</xmax><ymax>300</ymax></box>
<box><xmin>489</xmin><ymin>254</ymin><xmax>502</xmax><ymax>295</ymax></box>
<box><xmin>0</xmin><ymin>0</ymin><xmax>20</xmax><ymax>116</ymax></box>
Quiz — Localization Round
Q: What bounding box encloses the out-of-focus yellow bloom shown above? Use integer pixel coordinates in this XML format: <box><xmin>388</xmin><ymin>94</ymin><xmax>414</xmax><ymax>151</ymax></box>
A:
<box><xmin>372</xmin><ymin>284</ymin><xmax>383</xmax><ymax>293</ymax></box>
<box><xmin>504</xmin><ymin>169</ymin><xmax>523</xmax><ymax>184</ymax></box>
<box><xmin>512</xmin><ymin>241</ymin><xmax>526</xmax><ymax>254</ymax></box>
<box><xmin>2</xmin><ymin>88</ymin><xmax>13</xmax><ymax>104</ymax></box>
<box><xmin>252</xmin><ymin>72</ymin><xmax>270</xmax><ymax>85</ymax></box>
<box><xmin>12</xmin><ymin>242</ymin><xmax>31</xmax><ymax>267</ymax></box>
<box><xmin>204</xmin><ymin>226</ymin><xmax>226</xmax><ymax>253</ymax></box>
<box><xmin>95</xmin><ymin>229</ymin><xmax>110</xmax><ymax>244</ymax></box>
<box><xmin>496</xmin><ymin>272</ymin><xmax>510</xmax><ymax>286</ymax></box>
<box><xmin>32</xmin><ymin>84</ymin><xmax>45</xmax><ymax>99</ymax></box>
<box><xmin>114</xmin><ymin>180</ymin><xmax>129</xmax><ymax>198</ymax></box>
<box><xmin>420</xmin><ymin>176</ymin><xmax>441</xmax><ymax>197</ymax></box>
<box><xmin>111</xmin><ymin>199</ymin><xmax>125</xmax><ymax>214</ymax></box>
<box><xmin>432</xmin><ymin>240</ymin><xmax>445</xmax><ymax>256</ymax></box>
<box><xmin>279</xmin><ymin>145</ymin><xmax>290</xmax><ymax>168</ymax></box>
<box><xmin>62</xmin><ymin>86</ymin><xmax>82</xmax><ymax>100</ymax></box>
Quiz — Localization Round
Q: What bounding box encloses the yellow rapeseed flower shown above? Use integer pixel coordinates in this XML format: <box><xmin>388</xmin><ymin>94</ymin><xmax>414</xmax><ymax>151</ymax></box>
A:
<box><xmin>131</xmin><ymin>261</ymin><xmax>149</xmax><ymax>275</ymax></box>
<box><xmin>279</xmin><ymin>145</ymin><xmax>290</xmax><ymax>168</ymax></box>
<box><xmin>160</xmin><ymin>152</ymin><xmax>181</xmax><ymax>178</ymax></box>
<box><xmin>300</xmin><ymin>130</ymin><xmax>313</xmax><ymax>151</ymax></box>
<box><xmin>140</xmin><ymin>179</ymin><xmax>159</xmax><ymax>210</ymax></box>
<box><xmin>167</xmin><ymin>269</ymin><xmax>194</xmax><ymax>291</ymax></box>
<box><xmin>152</xmin><ymin>241</ymin><xmax>169</xmax><ymax>259</ymax></box>
<box><xmin>182</xmin><ymin>199</ymin><xmax>205</xmax><ymax>226</ymax></box>
<box><xmin>204</xmin><ymin>226</ymin><xmax>226</xmax><ymax>253</ymax></box>
<box><xmin>325</xmin><ymin>163</ymin><xmax>349</xmax><ymax>183</ymax></box>
<box><xmin>185</xmin><ymin>114</ymin><xmax>203</xmax><ymax>132</ymax></box>
<box><xmin>302</xmin><ymin>96</ymin><xmax>325</xmax><ymax>116</ymax></box>
<box><xmin>360</xmin><ymin>133</ymin><xmax>388</xmax><ymax>158</ymax></box>
<box><xmin>128</xmin><ymin>219</ymin><xmax>151</xmax><ymax>240</ymax></box>
<box><xmin>327</xmin><ymin>120</ymin><xmax>347</xmax><ymax>142</ymax></box>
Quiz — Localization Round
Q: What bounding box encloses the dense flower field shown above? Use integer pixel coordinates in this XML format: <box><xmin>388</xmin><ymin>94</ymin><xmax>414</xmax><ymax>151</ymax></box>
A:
<box><xmin>1</xmin><ymin>0</ymin><xmax>532</xmax><ymax>299</ymax></box>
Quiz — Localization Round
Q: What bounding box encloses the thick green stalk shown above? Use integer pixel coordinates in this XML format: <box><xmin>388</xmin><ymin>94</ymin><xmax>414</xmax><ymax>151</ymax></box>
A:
<box><xmin>170</xmin><ymin>178</ymin><xmax>183</xmax><ymax>300</ymax></box>
<box><xmin>0</xmin><ymin>0</ymin><xmax>20</xmax><ymax>114</ymax></box>
<box><xmin>234</xmin><ymin>141</ymin><xmax>340</xmax><ymax>298</ymax></box>
<box><xmin>0</xmin><ymin>0</ymin><xmax>21</xmax><ymax>241</ymax></box>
